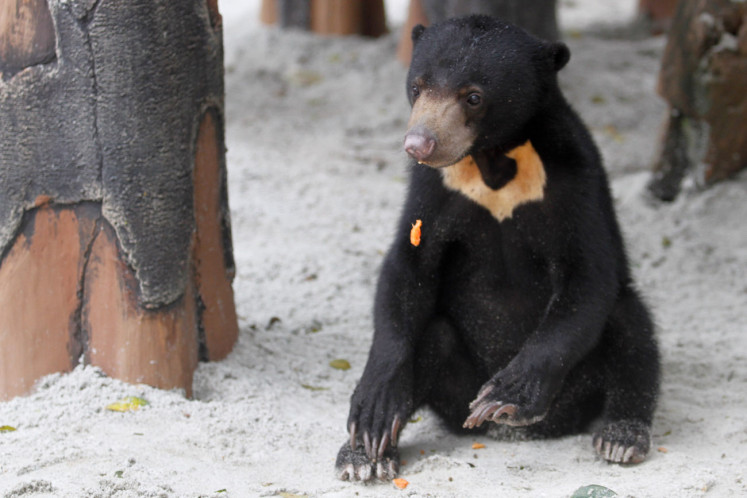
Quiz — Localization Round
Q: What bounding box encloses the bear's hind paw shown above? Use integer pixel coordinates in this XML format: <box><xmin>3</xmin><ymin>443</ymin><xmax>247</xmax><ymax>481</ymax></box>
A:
<box><xmin>593</xmin><ymin>419</ymin><xmax>651</xmax><ymax>464</ymax></box>
<box><xmin>336</xmin><ymin>440</ymin><xmax>399</xmax><ymax>482</ymax></box>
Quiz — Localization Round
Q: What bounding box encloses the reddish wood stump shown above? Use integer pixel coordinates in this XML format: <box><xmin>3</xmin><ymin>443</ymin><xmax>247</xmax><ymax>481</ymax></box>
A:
<box><xmin>260</xmin><ymin>0</ymin><xmax>388</xmax><ymax>37</ymax></box>
<box><xmin>0</xmin><ymin>0</ymin><xmax>238</xmax><ymax>400</ymax></box>
<box><xmin>638</xmin><ymin>0</ymin><xmax>680</xmax><ymax>34</ymax></box>
<box><xmin>0</xmin><ymin>203</ymin><xmax>95</xmax><ymax>398</ymax></box>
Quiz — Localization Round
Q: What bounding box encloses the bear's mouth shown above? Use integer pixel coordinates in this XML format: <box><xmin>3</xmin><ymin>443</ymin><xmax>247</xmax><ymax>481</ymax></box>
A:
<box><xmin>416</xmin><ymin>150</ymin><xmax>472</xmax><ymax>169</ymax></box>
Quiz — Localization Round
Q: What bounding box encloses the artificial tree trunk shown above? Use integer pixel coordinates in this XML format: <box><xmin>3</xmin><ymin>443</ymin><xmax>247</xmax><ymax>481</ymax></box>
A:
<box><xmin>638</xmin><ymin>0</ymin><xmax>680</xmax><ymax>33</ymax></box>
<box><xmin>649</xmin><ymin>0</ymin><xmax>747</xmax><ymax>201</ymax></box>
<box><xmin>260</xmin><ymin>0</ymin><xmax>388</xmax><ymax>37</ymax></box>
<box><xmin>0</xmin><ymin>0</ymin><xmax>238</xmax><ymax>400</ymax></box>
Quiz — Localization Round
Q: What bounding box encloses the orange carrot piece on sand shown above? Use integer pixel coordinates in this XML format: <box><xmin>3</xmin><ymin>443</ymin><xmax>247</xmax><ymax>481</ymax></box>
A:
<box><xmin>393</xmin><ymin>478</ymin><xmax>409</xmax><ymax>489</ymax></box>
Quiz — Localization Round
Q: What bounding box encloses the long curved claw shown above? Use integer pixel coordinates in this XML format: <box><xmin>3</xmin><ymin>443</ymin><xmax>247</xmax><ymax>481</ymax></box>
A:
<box><xmin>469</xmin><ymin>384</ymin><xmax>495</xmax><ymax>410</ymax></box>
<box><xmin>491</xmin><ymin>403</ymin><xmax>517</xmax><ymax>422</ymax></box>
<box><xmin>377</xmin><ymin>432</ymin><xmax>390</xmax><ymax>460</ymax></box>
<box><xmin>363</xmin><ymin>431</ymin><xmax>372</xmax><ymax>460</ymax></box>
<box><xmin>371</xmin><ymin>436</ymin><xmax>380</xmax><ymax>461</ymax></box>
<box><xmin>391</xmin><ymin>416</ymin><xmax>402</xmax><ymax>447</ymax></box>
<box><xmin>349</xmin><ymin>422</ymin><xmax>357</xmax><ymax>451</ymax></box>
<box><xmin>463</xmin><ymin>402</ymin><xmax>499</xmax><ymax>429</ymax></box>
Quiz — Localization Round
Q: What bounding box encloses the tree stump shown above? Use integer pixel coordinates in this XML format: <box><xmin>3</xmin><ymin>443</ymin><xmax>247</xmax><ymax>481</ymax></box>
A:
<box><xmin>397</xmin><ymin>0</ymin><xmax>559</xmax><ymax>65</ymax></box>
<box><xmin>260</xmin><ymin>0</ymin><xmax>388</xmax><ymax>37</ymax></box>
<box><xmin>0</xmin><ymin>0</ymin><xmax>238</xmax><ymax>400</ymax></box>
<box><xmin>649</xmin><ymin>0</ymin><xmax>747</xmax><ymax>201</ymax></box>
<box><xmin>638</xmin><ymin>0</ymin><xmax>680</xmax><ymax>34</ymax></box>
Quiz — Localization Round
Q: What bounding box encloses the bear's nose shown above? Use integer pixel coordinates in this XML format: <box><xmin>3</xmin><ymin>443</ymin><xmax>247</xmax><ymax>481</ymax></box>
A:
<box><xmin>404</xmin><ymin>127</ymin><xmax>436</xmax><ymax>162</ymax></box>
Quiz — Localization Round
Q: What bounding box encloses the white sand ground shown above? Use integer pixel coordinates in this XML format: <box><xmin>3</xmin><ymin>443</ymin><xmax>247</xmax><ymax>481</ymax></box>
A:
<box><xmin>2</xmin><ymin>0</ymin><xmax>746</xmax><ymax>497</ymax></box>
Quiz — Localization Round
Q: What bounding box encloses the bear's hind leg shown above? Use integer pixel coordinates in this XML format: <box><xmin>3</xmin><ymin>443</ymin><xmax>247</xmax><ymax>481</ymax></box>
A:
<box><xmin>594</xmin><ymin>287</ymin><xmax>660</xmax><ymax>464</ymax></box>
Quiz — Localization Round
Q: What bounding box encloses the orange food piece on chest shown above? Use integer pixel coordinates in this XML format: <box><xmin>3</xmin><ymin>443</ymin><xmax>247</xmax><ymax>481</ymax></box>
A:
<box><xmin>410</xmin><ymin>219</ymin><xmax>422</xmax><ymax>246</ymax></box>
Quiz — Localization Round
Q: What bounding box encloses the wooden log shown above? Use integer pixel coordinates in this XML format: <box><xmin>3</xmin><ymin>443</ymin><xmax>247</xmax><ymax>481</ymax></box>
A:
<box><xmin>193</xmin><ymin>110</ymin><xmax>239</xmax><ymax>361</ymax></box>
<box><xmin>311</xmin><ymin>0</ymin><xmax>364</xmax><ymax>35</ymax></box>
<box><xmin>261</xmin><ymin>0</ymin><xmax>387</xmax><ymax>37</ymax></box>
<box><xmin>397</xmin><ymin>0</ymin><xmax>429</xmax><ymax>65</ymax></box>
<box><xmin>0</xmin><ymin>0</ymin><xmax>239</xmax><ymax>399</ymax></box>
<box><xmin>0</xmin><ymin>0</ymin><xmax>55</xmax><ymax>76</ymax></box>
<box><xmin>649</xmin><ymin>0</ymin><xmax>747</xmax><ymax>200</ymax></box>
<box><xmin>260</xmin><ymin>0</ymin><xmax>279</xmax><ymax>25</ymax></box>
<box><xmin>82</xmin><ymin>221</ymin><xmax>199</xmax><ymax>397</ymax></box>
<box><xmin>638</xmin><ymin>0</ymin><xmax>680</xmax><ymax>34</ymax></box>
<box><xmin>0</xmin><ymin>203</ymin><xmax>96</xmax><ymax>400</ymax></box>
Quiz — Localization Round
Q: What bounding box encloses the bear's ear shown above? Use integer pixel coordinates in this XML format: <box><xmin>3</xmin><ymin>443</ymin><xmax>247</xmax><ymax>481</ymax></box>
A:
<box><xmin>412</xmin><ymin>24</ymin><xmax>426</xmax><ymax>45</ymax></box>
<box><xmin>547</xmin><ymin>42</ymin><xmax>570</xmax><ymax>71</ymax></box>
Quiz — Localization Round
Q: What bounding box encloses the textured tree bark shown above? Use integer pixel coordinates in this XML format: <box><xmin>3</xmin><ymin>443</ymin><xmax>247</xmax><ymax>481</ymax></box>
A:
<box><xmin>397</xmin><ymin>0</ymin><xmax>559</xmax><ymax>65</ymax></box>
<box><xmin>0</xmin><ymin>0</ymin><xmax>238</xmax><ymax>400</ymax></box>
<box><xmin>649</xmin><ymin>0</ymin><xmax>747</xmax><ymax>200</ymax></box>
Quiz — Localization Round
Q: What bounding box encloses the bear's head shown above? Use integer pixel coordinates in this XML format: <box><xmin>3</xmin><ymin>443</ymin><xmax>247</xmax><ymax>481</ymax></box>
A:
<box><xmin>404</xmin><ymin>15</ymin><xmax>570</xmax><ymax>168</ymax></box>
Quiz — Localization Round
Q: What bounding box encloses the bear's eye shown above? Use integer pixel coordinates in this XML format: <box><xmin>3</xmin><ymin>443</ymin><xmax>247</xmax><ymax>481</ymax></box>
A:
<box><xmin>411</xmin><ymin>84</ymin><xmax>420</xmax><ymax>100</ymax></box>
<box><xmin>466</xmin><ymin>93</ymin><xmax>482</xmax><ymax>107</ymax></box>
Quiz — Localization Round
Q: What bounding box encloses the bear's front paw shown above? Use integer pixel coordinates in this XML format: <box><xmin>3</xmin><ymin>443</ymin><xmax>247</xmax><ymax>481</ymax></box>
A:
<box><xmin>336</xmin><ymin>439</ymin><xmax>400</xmax><ymax>482</ymax></box>
<box><xmin>463</xmin><ymin>370</ymin><xmax>554</xmax><ymax>429</ymax></box>
<box><xmin>593</xmin><ymin>419</ymin><xmax>651</xmax><ymax>464</ymax></box>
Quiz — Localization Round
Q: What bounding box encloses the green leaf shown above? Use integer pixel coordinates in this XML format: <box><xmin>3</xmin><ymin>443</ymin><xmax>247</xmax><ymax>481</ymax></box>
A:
<box><xmin>106</xmin><ymin>396</ymin><xmax>149</xmax><ymax>412</ymax></box>
<box><xmin>570</xmin><ymin>485</ymin><xmax>618</xmax><ymax>497</ymax></box>
<box><xmin>329</xmin><ymin>359</ymin><xmax>351</xmax><ymax>371</ymax></box>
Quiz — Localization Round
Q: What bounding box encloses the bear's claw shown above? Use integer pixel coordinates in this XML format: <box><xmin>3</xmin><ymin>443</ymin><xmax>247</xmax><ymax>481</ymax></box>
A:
<box><xmin>336</xmin><ymin>439</ymin><xmax>400</xmax><ymax>482</ymax></box>
<box><xmin>593</xmin><ymin>419</ymin><xmax>651</xmax><ymax>464</ymax></box>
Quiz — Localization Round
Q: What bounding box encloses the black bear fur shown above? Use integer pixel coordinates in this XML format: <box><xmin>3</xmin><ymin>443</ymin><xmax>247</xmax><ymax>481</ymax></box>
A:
<box><xmin>336</xmin><ymin>15</ymin><xmax>659</xmax><ymax>482</ymax></box>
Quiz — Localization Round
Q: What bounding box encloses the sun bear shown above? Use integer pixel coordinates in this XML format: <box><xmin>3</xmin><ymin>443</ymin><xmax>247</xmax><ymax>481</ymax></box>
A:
<box><xmin>336</xmin><ymin>15</ymin><xmax>660</xmax><ymax>482</ymax></box>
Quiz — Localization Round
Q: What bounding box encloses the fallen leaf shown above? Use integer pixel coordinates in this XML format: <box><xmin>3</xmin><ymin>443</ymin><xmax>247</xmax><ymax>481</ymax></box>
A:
<box><xmin>301</xmin><ymin>384</ymin><xmax>329</xmax><ymax>391</ymax></box>
<box><xmin>106</xmin><ymin>396</ymin><xmax>149</xmax><ymax>412</ymax></box>
<box><xmin>393</xmin><ymin>478</ymin><xmax>409</xmax><ymax>489</ymax></box>
<box><xmin>603</xmin><ymin>125</ymin><xmax>625</xmax><ymax>143</ymax></box>
<box><xmin>472</xmin><ymin>442</ymin><xmax>486</xmax><ymax>449</ymax></box>
<box><xmin>329</xmin><ymin>359</ymin><xmax>351</xmax><ymax>371</ymax></box>
<box><xmin>571</xmin><ymin>484</ymin><xmax>618</xmax><ymax>497</ymax></box>
<box><xmin>287</xmin><ymin>69</ymin><xmax>323</xmax><ymax>87</ymax></box>
<box><xmin>0</xmin><ymin>425</ymin><xmax>17</xmax><ymax>433</ymax></box>
<box><xmin>657</xmin><ymin>446</ymin><xmax>668</xmax><ymax>453</ymax></box>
